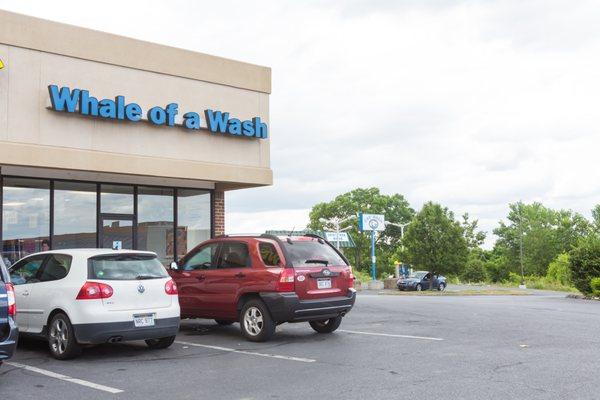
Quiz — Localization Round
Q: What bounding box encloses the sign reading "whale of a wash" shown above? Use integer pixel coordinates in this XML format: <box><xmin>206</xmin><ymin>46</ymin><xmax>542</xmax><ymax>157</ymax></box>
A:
<box><xmin>47</xmin><ymin>85</ymin><xmax>268</xmax><ymax>139</ymax></box>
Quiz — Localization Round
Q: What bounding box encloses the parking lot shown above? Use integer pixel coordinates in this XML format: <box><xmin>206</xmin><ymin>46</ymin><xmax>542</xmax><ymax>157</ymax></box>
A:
<box><xmin>2</xmin><ymin>291</ymin><xmax>599</xmax><ymax>400</ymax></box>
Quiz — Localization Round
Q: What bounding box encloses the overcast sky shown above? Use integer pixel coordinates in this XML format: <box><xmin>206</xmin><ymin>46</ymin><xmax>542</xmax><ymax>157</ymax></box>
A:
<box><xmin>2</xmin><ymin>0</ymin><xmax>600</xmax><ymax>247</ymax></box>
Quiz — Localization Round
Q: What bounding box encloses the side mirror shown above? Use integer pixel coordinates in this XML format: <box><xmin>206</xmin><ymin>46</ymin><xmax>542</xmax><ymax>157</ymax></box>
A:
<box><xmin>170</xmin><ymin>261</ymin><xmax>179</xmax><ymax>270</ymax></box>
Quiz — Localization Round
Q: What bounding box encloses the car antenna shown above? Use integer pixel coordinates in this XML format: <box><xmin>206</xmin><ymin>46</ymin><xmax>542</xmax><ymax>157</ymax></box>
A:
<box><xmin>288</xmin><ymin>226</ymin><xmax>295</xmax><ymax>237</ymax></box>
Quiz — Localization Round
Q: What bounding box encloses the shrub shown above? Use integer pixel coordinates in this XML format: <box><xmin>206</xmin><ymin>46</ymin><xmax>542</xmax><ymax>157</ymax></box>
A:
<box><xmin>546</xmin><ymin>253</ymin><xmax>572</xmax><ymax>286</ymax></box>
<box><xmin>591</xmin><ymin>277</ymin><xmax>600</xmax><ymax>297</ymax></box>
<box><xmin>485</xmin><ymin>256</ymin><xmax>510</xmax><ymax>283</ymax></box>
<box><xmin>569</xmin><ymin>235</ymin><xmax>600</xmax><ymax>296</ymax></box>
<box><xmin>507</xmin><ymin>271</ymin><xmax>523</xmax><ymax>285</ymax></box>
<box><xmin>461</xmin><ymin>258</ymin><xmax>487</xmax><ymax>283</ymax></box>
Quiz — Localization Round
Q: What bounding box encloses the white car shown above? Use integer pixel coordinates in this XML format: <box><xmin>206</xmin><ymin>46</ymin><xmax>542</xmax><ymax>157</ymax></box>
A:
<box><xmin>9</xmin><ymin>249</ymin><xmax>180</xmax><ymax>359</ymax></box>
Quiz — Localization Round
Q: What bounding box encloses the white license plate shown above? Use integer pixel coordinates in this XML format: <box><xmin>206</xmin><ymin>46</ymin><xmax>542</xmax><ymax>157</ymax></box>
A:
<box><xmin>133</xmin><ymin>314</ymin><xmax>155</xmax><ymax>328</ymax></box>
<box><xmin>317</xmin><ymin>278</ymin><xmax>332</xmax><ymax>289</ymax></box>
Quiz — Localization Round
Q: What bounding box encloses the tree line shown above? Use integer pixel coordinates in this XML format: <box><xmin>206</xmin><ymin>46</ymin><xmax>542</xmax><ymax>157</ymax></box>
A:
<box><xmin>308</xmin><ymin>187</ymin><xmax>600</xmax><ymax>295</ymax></box>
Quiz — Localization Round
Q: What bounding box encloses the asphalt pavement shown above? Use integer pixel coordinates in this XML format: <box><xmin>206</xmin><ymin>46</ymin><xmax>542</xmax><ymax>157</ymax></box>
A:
<box><xmin>1</xmin><ymin>291</ymin><xmax>599</xmax><ymax>400</ymax></box>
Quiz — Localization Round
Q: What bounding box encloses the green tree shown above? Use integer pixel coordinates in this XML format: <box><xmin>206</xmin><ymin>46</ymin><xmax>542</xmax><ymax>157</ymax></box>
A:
<box><xmin>307</xmin><ymin>187</ymin><xmax>414</xmax><ymax>277</ymax></box>
<box><xmin>569</xmin><ymin>235</ymin><xmax>600</xmax><ymax>295</ymax></box>
<box><xmin>493</xmin><ymin>202</ymin><xmax>590</xmax><ymax>277</ymax></box>
<box><xmin>403</xmin><ymin>202</ymin><xmax>468</xmax><ymax>288</ymax></box>
<box><xmin>461</xmin><ymin>213</ymin><xmax>486</xmax><ymax>250</ymax></box>
<box><xmin>461</xmin><ymin>256</ymin><xmax>487</xmax><ymax>283</ymax></box>
<box><xmin>546</xmin><ymin>253</ymin><xmax>572</xmax><ymax>286</ymax></box>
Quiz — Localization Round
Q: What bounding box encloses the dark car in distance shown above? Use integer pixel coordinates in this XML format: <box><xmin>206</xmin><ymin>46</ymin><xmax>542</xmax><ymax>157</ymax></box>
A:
<box><xmin>169</xmin><ymin>234</ymin><xmax>356</xmax><ymax>342</ymax></box>
<box><xmin>397</xmin><ymin>271</ymin><xmax>446</xmax><ymax>291</ymax></box>
<box><xmin>0</xmin><ymin>256</ymin><xmax>18</xmax><ymax>366</ymax></box>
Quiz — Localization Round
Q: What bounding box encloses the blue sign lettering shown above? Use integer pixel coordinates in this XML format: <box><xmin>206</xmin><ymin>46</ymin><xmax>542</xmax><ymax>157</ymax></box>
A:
<box><xmin>47</xmin><ymin>85</ymin><xmax>268</xmax><ymax>139</ymax></box>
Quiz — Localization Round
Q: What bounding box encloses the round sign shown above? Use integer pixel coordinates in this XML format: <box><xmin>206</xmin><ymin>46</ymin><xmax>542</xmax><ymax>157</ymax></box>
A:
<box><xmin>368</xmin><ymin>218</ymin><xmax>380</xmax><ymax>230</ymax></box>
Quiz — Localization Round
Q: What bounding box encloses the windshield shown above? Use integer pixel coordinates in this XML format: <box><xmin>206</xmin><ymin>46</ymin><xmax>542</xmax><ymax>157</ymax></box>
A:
<box><xmin>88</xmin><ymin>254</ymin><xmax>168</xmax><ymax>280</ymax></box>
<box><xmin>282</xmin><ymin>240</ymin><xmax>347</xmax><ymax>267</ymax></box>
<box><xmin>410</xmin><ymin>272</ymin><xmax>427</xmax><ymax>279</ymax></box>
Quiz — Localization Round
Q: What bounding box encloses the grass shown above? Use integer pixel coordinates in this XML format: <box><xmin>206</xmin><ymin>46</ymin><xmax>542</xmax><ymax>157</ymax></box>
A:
<box><xmin>380</xmin><ymin>289</ymin><xmax>531</xmax><ymax>296</ymax></box>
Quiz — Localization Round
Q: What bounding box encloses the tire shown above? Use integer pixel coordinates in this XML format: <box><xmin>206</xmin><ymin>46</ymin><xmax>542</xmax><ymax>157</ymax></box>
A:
<box><xmin>309</xmin><ymin>316</ymin><xmax>343</xmax><ymax>333</ymax></box>
<box><xmin>145</xmin><ymin>336</ymin><xmax>176</xmax><ymax>349</ymax></box>
<box><xmin>416</xmin><ymin>284</ymin><xmax>422</xmax><ymax>291</ymax></box>
<box><xmin>47</xmin><ymin>313</ymin><xmax>82</xmax><ymax>360</ymax></box>
<box><xmin>239</xmin><ymin>299</ymin><xmax>275</xmax><ymax>342</ymax></box>
<box><xmin>215</xmin><ymin>320</ymin><xmax>234</xmax><ymax>326</ymax></box>
<box><xmin>438</xmin><ymin>283</ymin><xmax>446</xmax><ymax>291</ymax></box>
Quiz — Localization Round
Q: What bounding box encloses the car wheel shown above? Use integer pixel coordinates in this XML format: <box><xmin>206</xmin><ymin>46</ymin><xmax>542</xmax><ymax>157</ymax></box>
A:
<box><xmin>240</xmin><ymin>299</ymin><xmax>275</xmax><ymax>342</ymax></box>
<box><xmin>215</xmin><ymin>320</ymin><xmax>234</xmax><ymax>326</ymax></box>
<box><xmin>145</xmin><ymin>336</ymin><xmax>176</xmax><ymax>349</ymax></box>
<box><xmin>309</xmin><ymin>316</ymin><xmax>343</xmax><ymax>333</ymax></box>
<box><xmin>438</xmin><ymin>283</ymin><xmax>446</xmax><ymax>291</ymax></box>
<box><xmin>48</xmin><ymin>313</ymin><xmax>82</xmax><ymax>360</ymax></box>
<box><xmin>416</xmin><ymin>284</ymin><xmax>422</xmax><ymax>291</ymax></box>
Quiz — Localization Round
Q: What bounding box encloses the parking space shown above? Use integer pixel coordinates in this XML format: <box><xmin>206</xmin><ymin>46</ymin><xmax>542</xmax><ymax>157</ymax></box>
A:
<box><xmin>2</xmin><ymin>292</ymin><xmax>600</xmax><ymax>400</ymax></box>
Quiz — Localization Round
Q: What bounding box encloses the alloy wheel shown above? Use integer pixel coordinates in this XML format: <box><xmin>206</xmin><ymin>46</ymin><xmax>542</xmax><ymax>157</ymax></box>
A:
<box><xmin>243</xmin><ymin>306</ymin><xmax>264</xmax><ymax>336</ymax></box>
<box><xmin>49</xmin><ymin>318</ymin><xmax>68</xmax><ymax>355</ymax></box>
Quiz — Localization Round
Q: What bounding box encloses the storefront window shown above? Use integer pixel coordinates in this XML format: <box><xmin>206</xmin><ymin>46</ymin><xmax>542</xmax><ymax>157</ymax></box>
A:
<box><xmin>2</xmin><ymin>178</ymin><xmax>50</xmax><ymax>265</ymax></box>
<box><xmin>101</xmin><ymin>184</ymin><xmax>133</xmax><ymax>214</ymax></box>
<box><xmin>177</xmin><ymin>189</ymin><xmax>211</xmax><ymax>258</ymax></box>
<box><xmin>138</xmin><ymin>187</ymin><xmax>174</xmax><ymax>265</ymax></box>
<box><xmin>53</xmin><ymin>182</ymin><xmax>97</xmax><ymax>249</ymax></box>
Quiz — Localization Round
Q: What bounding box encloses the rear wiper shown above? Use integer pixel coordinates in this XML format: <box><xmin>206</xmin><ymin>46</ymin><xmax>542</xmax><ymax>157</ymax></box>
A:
<box><xmin>305</xmin><ymin>259</ymin><xmax>329</xmax><ymax>265</ymax></box>
<box><xmin>136</xmin><ymin>275</ymin><xmax>161</xmax><ymax>280</ymax></box>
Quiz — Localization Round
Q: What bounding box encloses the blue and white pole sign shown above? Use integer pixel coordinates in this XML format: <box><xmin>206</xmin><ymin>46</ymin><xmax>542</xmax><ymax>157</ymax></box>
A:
<box><xmin>47</xmin><ymin>85</ymin><xmax>268</xmax><ymax>139</ymax></box>
<box><xmin>359</xmin><ymin>213</ymin><xmax>385</xmax><ymax>281</ymax></box>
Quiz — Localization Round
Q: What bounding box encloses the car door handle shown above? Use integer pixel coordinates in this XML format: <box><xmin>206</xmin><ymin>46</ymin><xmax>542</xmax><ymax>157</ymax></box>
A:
<box><xmin>235</xmin><ymin>272</ymin><xmax>246</xmax><ymax>278</ymax></box>
<box><xmin>22</xmin><ymin>291</ymin><xmax>29</xmax><ymax>296</ymax></box>
<box><xmin>196</xmin><ymin>275</ymin><xmax>206</xmax><ymax>281</ymax></box>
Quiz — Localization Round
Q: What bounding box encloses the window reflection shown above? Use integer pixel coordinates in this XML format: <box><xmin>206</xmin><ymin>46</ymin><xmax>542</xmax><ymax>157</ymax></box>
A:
<box><xmin>138</xmin><ymin>187</ymin><xmax>174</xmax><ymax>265</ymax></box>
<box><xmin>54</xmin><ymin>182</ymin><xmax>97</xmax><ymax>249</ymax></box>
<box><xmin>101</xmin><ymin>184</ymin><xmax>133</xmax><ymax>214</ymax></box>
<box><xmin>2</xmin><ymin>178</ymin><xmax>50</xmax><ymax>265</ymax></box>
<box><xmin>177</xmin><ymin>189</ymin><xmax>211</xmax><ymax>258</ymax></box>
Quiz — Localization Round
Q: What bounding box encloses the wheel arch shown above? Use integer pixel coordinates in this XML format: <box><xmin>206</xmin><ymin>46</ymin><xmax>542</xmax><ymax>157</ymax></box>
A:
<box><xmin>236</xmin><ymin>292</ymin><xmax>262</xmax><ymax>317</ymax></box>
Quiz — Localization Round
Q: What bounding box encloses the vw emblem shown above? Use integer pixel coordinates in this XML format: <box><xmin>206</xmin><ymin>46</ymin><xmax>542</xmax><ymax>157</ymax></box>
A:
<box><xmin>323</xmin><ymin>269</ymin><xmax>332</xmax><ymax>277</ymax></box>
<box><xmin>137</xmin><ymin>284</ymin><xmax>145</xmax><ymax>294</ymax></box>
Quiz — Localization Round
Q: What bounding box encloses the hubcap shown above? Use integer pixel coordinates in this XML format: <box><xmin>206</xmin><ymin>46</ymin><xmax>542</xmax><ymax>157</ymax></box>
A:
<box><xmin>49</xmin><ymin>319</ymin><xmax>68</xmax><ymax>354</ymax></box>
<box><xmin>243</xmin><ymin>307</ymin><xmax>264</xmax><ymax>336</ymax></box>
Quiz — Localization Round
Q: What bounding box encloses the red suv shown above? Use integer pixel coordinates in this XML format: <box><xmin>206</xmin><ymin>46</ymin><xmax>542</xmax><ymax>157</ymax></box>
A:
<box><xmin>169</xmin><ymin>234</ymin><xmax>356</xmax><ymax>341</ymax></box>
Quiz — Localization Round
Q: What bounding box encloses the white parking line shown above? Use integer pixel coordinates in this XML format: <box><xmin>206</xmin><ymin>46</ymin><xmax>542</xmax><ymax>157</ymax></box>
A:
<box><xmin>175</xmin><ymin>340</ymin><xmax>316</xmax><ymax>363</ymax></box>
<box><xmin>339</xmin><ymin>329</ymin><xmax>444</xmax><ymax>341</ymax></box>
<box><xmin>6</xmin><ymin>362</ymin><xmax>124</xmax><ymax>394</ymax></box>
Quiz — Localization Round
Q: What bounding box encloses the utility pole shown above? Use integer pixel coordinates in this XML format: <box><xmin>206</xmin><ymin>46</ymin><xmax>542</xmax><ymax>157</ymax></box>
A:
<box><xmin>518</xmin><ymin>202</ymin><xmax>526</xmax><ymax>289</ymax></box>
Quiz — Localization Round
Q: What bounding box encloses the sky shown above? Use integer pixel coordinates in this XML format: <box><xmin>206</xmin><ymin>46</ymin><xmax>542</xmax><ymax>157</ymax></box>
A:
<box><xmin>2</xmin><ymin>0</ymin><xmax>600</xmax><ymax>247</ymax></box>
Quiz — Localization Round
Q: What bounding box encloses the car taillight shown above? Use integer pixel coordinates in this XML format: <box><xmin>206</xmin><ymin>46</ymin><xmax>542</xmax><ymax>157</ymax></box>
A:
<box><xmin>5</xmin><ymin>283</ymin><xmax>16</xmax><ymax>317</ymax></box>
<box><xmin>76</xmin><ymin>281</ymin><xmax>113</xmax><ymax>300</ymax></box>
<box><xmin>347</xmin><ymin>266</ymin><xmax>355</xmax><ymax>287</ymax></box>
<box><xmin>165</xmin><ymin>279</ymin><xmax>178</xmax><ymax>295</ymax></box>
<box><xmin>277</xmin><ymin>268</ymin><xmax>295</xmax><ymax>292</ymax></box>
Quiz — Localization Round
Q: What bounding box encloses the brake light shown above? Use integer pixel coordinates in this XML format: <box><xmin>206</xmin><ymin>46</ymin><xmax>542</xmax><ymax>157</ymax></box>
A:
<box><xmin>277</xmin><ymin>268</ymin><xmax>295</xmax><ymax>292</ymax></box>
<box><xmin>5</xmin><ymin>283</ymin><xmax>16</xmax><ymax>317</ymax></box>
<box><xmin>76</xmin><ymin>281</ymin><xmax>113</xmax><ymax>300</ymax></box>
<box><xmin>165</xmin><ymin>279</ymin><xmax>178</xmax><ymax>295</ymax></box>
<box><xmin>347</xmin><ymin>266</ymin><xmax>355</xmax><ymax>287</ymax></box>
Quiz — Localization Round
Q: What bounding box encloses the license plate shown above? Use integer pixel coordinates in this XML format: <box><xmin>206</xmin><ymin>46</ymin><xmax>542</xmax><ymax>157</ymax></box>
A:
<box><xmin>133</xmin><ymin>314</ymin><xmax>155</xmax><ymax>328</ymax></box>
<box><xmin>317</xmin><ymin>278</ymin><xmax>332</xmax><ymax>289</ymax></box>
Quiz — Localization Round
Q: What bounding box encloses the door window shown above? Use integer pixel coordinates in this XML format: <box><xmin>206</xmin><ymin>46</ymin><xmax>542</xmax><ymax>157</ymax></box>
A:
<box><xmin>9</xmin><ymin>255</ymin><xmax>46</xmax><ymax>285</ymax></box>
<box><xmin>39</xmin><ymin>254</ymin><xmax>72</xmax><ymax>282</ymax></box>
<box><xmin>183</xmin><ymin>243</ymin><xmax>218</xmax><ymax>271</ymax></box>
<box><xmin>218</xmin><ymin>242</ymin><xmax>250</xmax><ymax>269</ymax></box>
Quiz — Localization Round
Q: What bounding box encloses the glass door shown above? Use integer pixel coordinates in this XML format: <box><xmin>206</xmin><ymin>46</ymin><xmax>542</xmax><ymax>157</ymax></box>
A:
<box><xmin>100</xmin><ymin>217</ymin><xmax>134</xmax><ymax>250</ymax></box>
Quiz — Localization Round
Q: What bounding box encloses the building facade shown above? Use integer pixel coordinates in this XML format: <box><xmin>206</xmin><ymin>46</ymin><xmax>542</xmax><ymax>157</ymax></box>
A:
<box><xmin>0</xmin><ymin>10</ymin><xmax>272</xmax><ymax>265</ymax></box>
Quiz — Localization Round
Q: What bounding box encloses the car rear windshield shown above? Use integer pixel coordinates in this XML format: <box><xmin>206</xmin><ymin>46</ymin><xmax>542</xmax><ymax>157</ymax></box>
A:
<box><xmin>282</xmin><ymin>240</ymin><xmax>347</xmax><ymax>267</ymax></box>
<box><xmin>88</xmin><ymin>254</ymin><xmax>168</xmax><ymax>280</ymax></box>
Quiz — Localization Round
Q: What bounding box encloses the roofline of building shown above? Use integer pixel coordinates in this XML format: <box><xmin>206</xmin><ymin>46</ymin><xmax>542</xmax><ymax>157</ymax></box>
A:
<box><xmin>0</xmin><ymin>9</ymin><xmax>271</xmax><ymax>94</ymax></box>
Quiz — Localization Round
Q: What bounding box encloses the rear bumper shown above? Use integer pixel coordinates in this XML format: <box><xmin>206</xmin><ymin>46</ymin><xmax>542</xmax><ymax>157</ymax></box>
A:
<box><xmin>73</xmin><ymin>317</ymin><xmax>180</xmax><ymax>345</ymax></box>
<box><xmin>260</xmin><ymin>289</ymin><xmax>356</xmax><ymax>323</ymax></box>
<box><xmin>0</xmin><ymin>317</ymin><xmax>19</xmax><ymax>361</ymax></box>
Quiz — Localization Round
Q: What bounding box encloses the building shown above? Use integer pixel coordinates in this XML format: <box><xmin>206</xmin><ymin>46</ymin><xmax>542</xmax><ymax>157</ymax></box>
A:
<box><xmin>0</xmin><ymin>10</ymin><xmax>272</xmax><ymax>265</ymax></box>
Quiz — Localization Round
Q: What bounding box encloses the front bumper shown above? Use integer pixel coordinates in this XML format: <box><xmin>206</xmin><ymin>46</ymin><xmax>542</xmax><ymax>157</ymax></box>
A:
<box><xmin>0</xmin><ymin>317</ymin><xmax>19</xmax><ymax>361</ymax></box>
<box><xmin>73</xmin><ymin>317</ymin><xmax>180</xmax><ymax>345</ymax></box>
<box><xmin>260</xmin><ymin>289</ymin><xmax>356</xmax><ymax>323</ymax></box>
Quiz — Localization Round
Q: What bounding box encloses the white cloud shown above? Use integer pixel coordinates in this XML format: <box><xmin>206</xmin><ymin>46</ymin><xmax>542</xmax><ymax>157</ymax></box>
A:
<box><xmin>2</xmin><ymin>0</ymin><xmax>600</xmax><ymax>248</ymax></box>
